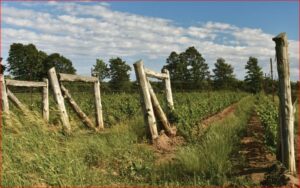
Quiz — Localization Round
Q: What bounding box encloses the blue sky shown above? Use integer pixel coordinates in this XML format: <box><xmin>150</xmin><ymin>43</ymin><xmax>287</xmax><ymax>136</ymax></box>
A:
<box><xmin>110</xmin><ymin>2</ymin><xmax>299</xmax><ymax>39</ymax></box>
<box><xmin>2</xmin><ymin>1</ymin><xmax>299</xmax><ymax>80</ymax></box>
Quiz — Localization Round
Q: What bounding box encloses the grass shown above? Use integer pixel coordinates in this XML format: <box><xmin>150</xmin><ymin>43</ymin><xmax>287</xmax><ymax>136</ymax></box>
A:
<box><xmin>2</xmin><ymin>91</ymin><xmax>250</xmax><ymax>186</ymax></box>
<box><xmin>152</xmin><ymin>96</ymin><xmax>255</xmax><ymax>186</ymax></box>
<box><xmin>3</xmin><ymin>112</ymin><xmax>155</xmax><ymax>186</ymax></box>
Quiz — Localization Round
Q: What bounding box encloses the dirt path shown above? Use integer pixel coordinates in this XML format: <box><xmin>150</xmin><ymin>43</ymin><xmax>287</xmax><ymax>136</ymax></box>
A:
<box><xmin>232</xmin><ymin>111</ymin><xmax>299</xmax><ymax>186</ymax></box>
<box><xmin>154</xmin><ymin>103</ymin><xmax>237</xmax><ymax>165</ymax></box>
<box><xmin>232</xmin><ymin>112</ymin><xmax>277</xmax><ymax>184</ymax></box>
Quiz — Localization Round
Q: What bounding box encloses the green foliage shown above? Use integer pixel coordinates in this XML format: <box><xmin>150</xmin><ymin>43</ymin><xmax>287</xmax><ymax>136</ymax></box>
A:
<box><xmin>153</xmin><ymin>96</ymin><xmax>254</xmax><ymax>185</ymax></box>
<box><xmin>2</xmin><ymin>113</ymin><xmax>155</xmax><ymax>186</ymax></box>
<box><xmin>213</xmin><ymin>58</ymin><xmax>236</xmax><ymax>90</ymax></box>
<box><xmin>92</xmin><ymin>59</ymin><xmax>110</xmax><ymax>81</ymax></box>
<box><xmin>255</xmin><ymin>95</ymin><xmax>278</xmax><ymax>152</ymax></box>
<box><xmin>7</xmin><ymin>43</ymin><xmax>76</xmax><ymax>81</ymax></box>
<box><xmin>108</xmin><ymin>57</ymin><xmax>132</xmax><ymax>92</ymax></box>
<box><xmin>173</xmin><ymin>91</ymin><xmax>246</xmax><ymax>141</ymax></box>
<box><xmin>12</xmin><ymin>88</ymin><xmax>141</xmax><ymax>128</ymax></box>
<box><xmin>3</xmin><ymin>91</ymin><xmax>249</xmax><ymax>186</ymax></box>
<box><xmin>42</xmin><ymin>53</ymin><xmax>76</xmax><ymax>77</ymax></box>
<box><xmin>164</xmin><ymin>47</ymin><xmax>210</xmax><ymax>90</ymax></box>
<box><xmin>244</xmin><ymin>57</ymin><xmax>263</xmax><ymax>93</ymax></box>
<box><xmin>7</xmin><ymin>43</ymin><xmax>47</xmax><ymax>80</ymax></box>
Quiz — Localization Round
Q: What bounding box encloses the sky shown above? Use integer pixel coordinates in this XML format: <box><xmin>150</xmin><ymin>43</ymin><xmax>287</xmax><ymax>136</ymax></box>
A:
<box><xmin>1</xmin><ymin>1</ymin><xmax>299</xmax><ymax>81</ymax></box>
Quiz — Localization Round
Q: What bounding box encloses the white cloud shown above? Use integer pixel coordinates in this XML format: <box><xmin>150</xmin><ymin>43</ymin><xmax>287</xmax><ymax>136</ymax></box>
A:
<box><xmin>2</xmin><ymin>3</ymin><xmax>299</xmax><ymax>80</ymax></box>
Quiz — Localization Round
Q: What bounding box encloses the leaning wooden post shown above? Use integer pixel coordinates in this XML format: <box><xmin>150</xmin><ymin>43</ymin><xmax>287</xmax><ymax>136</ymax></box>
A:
<box><xmin>162</xmin><ymin>69</ymin><xmax>174</xmax><ymax>111</ymax></box>
<box><xmin>147</xmin><ymin>79</ymin><xmax>175</xmax><ymax>136</ymax></box>
<box><xmin>134</xmin><ymin>60</ymin><xmax>158</xmax><ymax>140</ymax></box>
<box><xmin>61</xmin><ymin>85</ymin><xmax>96</xmax><ymax>131</ymax></box>
<box><xmin>7</xmin><ymin>89</ymin><xmax>27</xmax><ymax>111</ymax></box>
<box><xmin>272</xmin><ymin>32</ymin><xmax>296</xmax><ymax>174</ymax></box>
<box><xmin>94</xmin><ymin>79</ymin><xmax>104</xmax><ymax>130</ymax></box>
<box><xmin>42</xmin><ymin>78</ymin><xmax>49</xmax><ymax>122</ymax></box>
<box><xmin>1</xmin><ymin>75</ymin><xmax>9</xmax><ymax>114</ymax></box>
<box><xmin>48</xmin><ymin>67</ymin><xmax>71</xmax><ymax>133</ymax></box>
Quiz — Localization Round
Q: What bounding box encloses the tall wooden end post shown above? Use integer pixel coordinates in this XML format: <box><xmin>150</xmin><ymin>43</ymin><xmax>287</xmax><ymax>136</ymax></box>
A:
<box><xmin>134</xmin><ymin>60</ymin><xmax>158</xmax><ymax>140</ymax></box>
<box><xmin>272</xmin><ymin>32</ymin><xmax>296</xmax><ymax>174</ymax></box>
<box><xmin>48</xmin><ymin>67</ymin><xmax>71</xmax><ymax>133</ymax></box>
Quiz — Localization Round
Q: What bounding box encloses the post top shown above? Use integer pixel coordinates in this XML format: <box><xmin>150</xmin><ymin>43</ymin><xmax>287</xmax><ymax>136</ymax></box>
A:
<box><xmin>133</xmin><ymin>59</ymin><xmax>143</xmax><ymax>66</ymax></box>
<box><xmin>272</xmin><ymin>32</ymin><xmax>287</xmax><ymax>43</ymax></box>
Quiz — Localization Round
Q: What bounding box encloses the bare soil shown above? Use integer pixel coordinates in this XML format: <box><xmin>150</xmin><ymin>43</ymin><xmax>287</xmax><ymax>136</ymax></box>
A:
<box><xmin>153</xmin><ymin>132</ymin><xmax>185</xmax><ymax>165</ymax></box>
<box><xmin>233</xmin><ymin>113</ymin><xmax>277</xmax><ymax>184</ymax></box>
<box><xmin>232</xmin><ymin>112</ymin><xmax>298</xmax><ymax>186</ymax></box>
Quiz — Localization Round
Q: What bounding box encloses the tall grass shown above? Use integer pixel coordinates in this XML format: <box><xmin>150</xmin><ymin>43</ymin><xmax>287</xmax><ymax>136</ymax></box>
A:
<box><xmin>152</xmin><ymin>96</ymin><xmax>254</xmax><ymax>186</ymax></box>
<box><xmin>2</xmin><ymin>113</ymin><xmax>155</xmax><ymax>186</ymax></box>
<box><xmin>3</xmin><ymin>91</ymin><xmax>248</xmax><ymax>186</ymax></box>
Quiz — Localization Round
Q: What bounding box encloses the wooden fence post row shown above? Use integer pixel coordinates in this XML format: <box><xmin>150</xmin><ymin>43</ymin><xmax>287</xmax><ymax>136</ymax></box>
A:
<box><xmin>48</xmin><ymin>69</ymin><xmax>104</xmax><ymax>132</ymax></box>
<box><xmin>272</xmin><ymin>32</ymin><xmax>296</xmax><ymax>174</ymax></box>
<box><xmin>3</xmin><ymin>77</ymin><xmax>49</xmax><ymax>122</ymax></box>
<box><xmin>1</xmin><ymin>67</ymin><xmax>103</xmax><ymax>133</ymax></box>
<box><xmin>134</xmin><ymin>60</ymin><xmax>175</xmax><ymax>141</ymax></box>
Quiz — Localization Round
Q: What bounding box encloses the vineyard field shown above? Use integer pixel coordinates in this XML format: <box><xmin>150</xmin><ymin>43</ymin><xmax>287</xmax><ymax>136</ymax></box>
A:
<box><xmin>3</xmin><ymin>91</ymin><xmax>250</xmax><ymax>186</ymax></box>
<box><xmin>11</xmin><ymin>90</ymin><xmax>245</xmax><ymax>131</ymax></box>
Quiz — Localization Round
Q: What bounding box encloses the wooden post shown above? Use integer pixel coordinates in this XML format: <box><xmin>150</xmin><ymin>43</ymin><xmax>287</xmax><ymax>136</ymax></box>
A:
<box><xmin>94</xmin><ymin>80</ymin><xmax>104</xmax><ymax>130</ymax></box>
<box><xmin>61</xmin><ymin>85</ymin><xmax>96</xmax><ymax>131</ymax></box>
<box><xmin>145</xmin><ymin>68</ymin><xmax>169</xmax><ymax>79</ymax></box>
<box><xmin>147</xmin><ymin>79</ymin><xmax>175</xmax><ymax>136</ymax></box>
<box><xmin>134</xmin><ymin>60</ymin><xmax>158</xmax><ymax>140</ymax></box>
<box><xmin>1</xmin><ymin>75</ymin><xmax>9</xmax><ymax>114</ymax></box>
<box><xmin>59</xmin><ymin>73</ymin><xmax>98</xmax><ymax>82</ymax></box>
<box><xmin>270</xmin><ymin>58</ymin><xmax>275</xmax><ymax>102</ymax></box>
<box><xmin>162</xmin><ymin>69</ymin><xmax>174</xmax><ymax>111</ymax></box>
<box><xmin>48</xmin><ymin>67</ymin><xmax>71</xmax><ymax>133</ymax></box>
<box><xmin>7</xmin><ymin>89</ymin><xmax>27</xmax><ymax>111</ymax></box>
<box><xmin>272</xmin><ymin>32</ymin><xmax>296</xmax><ymax>174</ymax></box>
<box><xmin>42</xmin><ymin>78</ymin><xmax>49</xmax><ymax>122</ymax></box>
<box><xmin>6</xmin><ymin>80</ymin><xmax>47</xmax><ymax>87</ymax></box>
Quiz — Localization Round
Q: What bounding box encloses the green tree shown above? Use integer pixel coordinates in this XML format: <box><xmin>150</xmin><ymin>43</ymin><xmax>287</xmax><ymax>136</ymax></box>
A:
<box><xmin>244</xmin><ymin>57</ymin><xmax>263</xmax><ymax>93</ymax></box>
<box><xmin>42</xmin><ymin>53</ymin><xmax>76</xmax><ymax>77</ymax></box>
<box><xmin>164</xmin><ymin>51</ymin><xmax>189</xmax><ymax>82</ymax></box>
<box><xmin>92</xmin><ymin>59</ymin><xmax>109</xmax><ymax>81</ymax></box>
<box><xmin>108</xmin><ymin>57</ymin><xmax>131</xmax><ymax>92</ymax></box>
<box><xmin>212</xmin><ymin>58</ymin><xmax>235</xmax><ymax>89</ymax></box>
<box><xmin>7</xmin><ymin>43</ymin><xmax>47</xmax><ymax>80</ymax></box>
<box><xmin>163</xmin><ymin>47</ymin><xmax>210</xmax><ymax>90</ymax></box>
<box><xmin>7</xmin><ymin>43</ymin><xmax>76</xmax><ymax>80</ymax></box>
<box><xmin>184</xmin><ymin>47</ymin><xmax>210</xmax><ymax>88</ymax></box>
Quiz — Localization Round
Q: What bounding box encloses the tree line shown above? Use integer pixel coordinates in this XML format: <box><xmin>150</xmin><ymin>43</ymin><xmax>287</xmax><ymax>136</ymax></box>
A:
<box><xmin>3</xmin><ymin>43</ymin><xmax>298</xmax><ymax>94</ymax></box>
